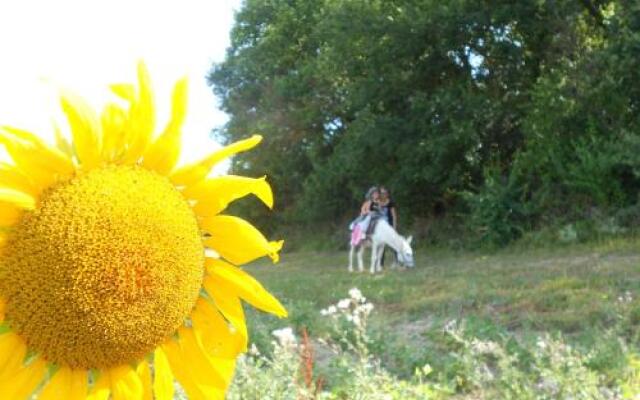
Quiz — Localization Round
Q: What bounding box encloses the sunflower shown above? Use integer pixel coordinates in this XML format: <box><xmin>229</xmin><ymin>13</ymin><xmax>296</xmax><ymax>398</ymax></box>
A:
<box><xmin>0</xmin><ymin>62</ymin><xmax>286</xmax><ymax>399</ymax></box>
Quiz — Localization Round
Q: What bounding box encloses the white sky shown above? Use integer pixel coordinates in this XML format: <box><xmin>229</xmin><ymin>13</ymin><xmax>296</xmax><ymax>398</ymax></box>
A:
<box><xmin>0</xmin><ymin>0</ymin><xmax>243</xmax><ymax>167</ymax></box>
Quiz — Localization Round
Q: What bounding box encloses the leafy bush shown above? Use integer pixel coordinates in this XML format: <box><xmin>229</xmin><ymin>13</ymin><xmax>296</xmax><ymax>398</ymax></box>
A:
<box><xmin>445</xmin><ymin>320</ymin><xmax>619</xmax><ymax>399</ymax></box>
<box><xmin>462</xmin><ymin>164</ymin><xmax>531</xmax><ymax>248</ymax></box>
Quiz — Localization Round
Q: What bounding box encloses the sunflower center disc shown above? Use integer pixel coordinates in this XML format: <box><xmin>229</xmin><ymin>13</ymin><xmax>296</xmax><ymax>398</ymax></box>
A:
<box><xmin>1</xmin><ymin>166</ymin><xmax>204</xmax><ymax>369</ymax></box>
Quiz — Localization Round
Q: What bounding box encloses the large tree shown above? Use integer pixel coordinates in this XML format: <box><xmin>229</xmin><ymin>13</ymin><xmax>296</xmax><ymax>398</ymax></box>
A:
<box><xmin>210</xmin><ymin>0</ymin><xmax>621</xmax><ymax>234</ymax></box>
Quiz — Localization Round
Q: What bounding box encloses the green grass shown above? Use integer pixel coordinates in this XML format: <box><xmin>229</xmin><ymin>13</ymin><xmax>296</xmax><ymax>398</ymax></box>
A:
<box><xmin>242</xmin><ymin>237</ymin><xmax>640</xmax><ymax>378</ymax></box>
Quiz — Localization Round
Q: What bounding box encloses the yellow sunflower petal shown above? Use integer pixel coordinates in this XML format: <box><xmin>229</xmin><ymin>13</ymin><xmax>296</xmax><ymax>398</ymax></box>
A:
<box><xmin>39</xmin><ymin>366</ymin><xmax>71</xmax><ymax>400</ymax></box>
<box><xmin>179</xmin><ymin>327</ymin><xmax>227</xmax><ymax>388</ymax></box>
<box><xmin>153</xmin><ymin>348</ymin><xmax>174</xmax><ymax>400</ymax></box>
<box><xmin>0</xmin><ymin>130</ymin><xmax>71</xmax><ymax>190</ymax></box>
<box><xmin>162</xmin><ymin>340</ymin><xmax>217</xmax><ymax>400</ymax></box>
<box><xmin>0</xmin><ymin>188</ymin><xmax>35</xmax><ymax>210</ymax></box>
<box><xmin>161</xmin><ymin>341</ymin><xmax>198</xmax><ymax>396</ymax></box>
<box><xmin>0</xmin><ymin>126</ymin><xmax>38</xmax><ymax>142</ymax></box>
<box><xmin>142</xmin><ymin>77</ymin><xmax>188</xmax><ymax>175</ymax></box>
<box><xmin>85</xmin><ymin>373</ymin><xmax>110</xmax><ymax>400</ymax></box>
<box><xmin>205</xmin><ymin>258</ymin><xmax>287</xmax><ymax>318</ymax></box>
<box><xmin>184</xmin><ymin>175</ymin><xmax>273</xmax><ymax>217</ymax></box>
<box><xmin>136</xmin><ymin>360</ymin><xmax>153</xmax><ymax>400</ymax></box>
<box><xmin>0</xmin><ymin>332</ymin><xmax>27</xmax><ymax>380</ymax></box>
<box><xmin>0</xmin><ymin>357</ymin><xmax>46</xmax><ymax>400</ymax></box>
<box><xmin>0</xmin><ymin>162</ymin><xmax>39</xmax><ymax>197</ymax></box>
<box><xmin>60</xmin><ymin>91</ymin><xmax>102</xmax><ymax>169</ymax></box>
<box><xmin>170</xmin><ymin>134</ymin><xmax>262</xmax><ymax>187</ymax></box>
<box><xmin>202</xmin><ymin>276</ymin><xmax>248</xmax><ymax>347</ymax></box>
<box><xmin>0</xmin><ymin>204</ymin><xmax>23</xmax><ymax>227</ymax></box>
<box><xmin>122</xmin><ymin>61</ymin><xmax>155</xmax><ymax>164</ymax></box>
<box><xmin>100</xmin><ymin>103</ymin><xmax>128</xmax><ymax>162</ymax></box>
<box><xmin>110</xmin><ymin>83</ymin><xmax>136</xmax><ymax>101</ymax></box>
<box><xmin>53</xmin><ymin>123</ymin><xmax>74</xmax><ymax>158</ymax></box>
<box><xmin>109</xmin><ymin>365</ymin><xmax>143</xmax><ymax>400</ymax></box>
<box><xmin>69</xmin><ymin>369</ymin><xmax>88</xmax><ymax>400</ymax></box>
<box><xmin>0</xmin><ymin>356</ymin><xmax>22</xmax><ymax>387</ymax></box>
<box><xmin>39</xmin><ymin>366</ymin><xmax>87</xmax><ymax>400</ymax></box>
<box><xmin>0</xmin><ymin>188</ymin><xmax>35</xmax><ymax>227</ymax></box>
<box><xmin>206</xmin><ymin>357</ymin><xmax>236</xmax><ymax>389</ymax></box>
<box><xmin>0</xmin><ymin>126</ymin><xmax>74</xmax><ymax>175</ymax></box>
<box><xmin>191</xmin><ymin>297</ymin><xmax>245</xmax><ymax>358</ymax></box>
<box><xmin>190</xmin><ymin>323</ymin><xmax>238</xmax><ymax>386</ymax></box>
<box><xmin>201</xmin><ymin>215</ymin><xmax>283</xmax><ymax>265</ymax></box>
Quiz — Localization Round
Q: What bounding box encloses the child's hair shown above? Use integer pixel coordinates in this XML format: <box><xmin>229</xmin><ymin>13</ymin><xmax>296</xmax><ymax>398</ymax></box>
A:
<box><xmin>365</xmin><ymin>186</ymin><xmax>379</xmax><ymax>200</ymax></box>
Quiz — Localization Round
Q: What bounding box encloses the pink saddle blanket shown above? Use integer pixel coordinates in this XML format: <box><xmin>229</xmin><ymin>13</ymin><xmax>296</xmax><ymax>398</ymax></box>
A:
<box><xmin>350</xmin><ymin>225</ymin><xmax>365</xmax><ymax>246</ymax></box>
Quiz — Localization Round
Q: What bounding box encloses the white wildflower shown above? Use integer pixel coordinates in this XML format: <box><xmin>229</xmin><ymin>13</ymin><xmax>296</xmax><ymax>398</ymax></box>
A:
<box><xmin>337</xmin><ymin>299</ymin><xmax>351</xmax><ymax>310</ymax></box>
<box><xmin>617</xmin><ymin>290</ymin><xmax>633</xmax><ymax>304</ymax></box>
<box><xmin>360</xmin><ymin>303</ymin><xmax>374</xmax><ymax>314</ymax></box>
<box><xmin>272</xmin><ymin>327</ymin><xmax>297</xmax><ymax>347</ymax></box>
<box><xmin>443</xmin><ymin>319</ymin><xmax>458</xmax><ymax>333</ymax></box>
<box><xmin>348</xmin><ymin>287</ymin><xmax>363</xmax><ymax>301</ymax></box>
<box><xmin>320</xmin><ymin>305</ymin><xmax>338</xmax><ymax>316</ymax></box>
<box><xmin>249</xmin><ymin>343</ymin><xmax>261</xmax><ymax>356</ymax></box>
<box><xmin>536</xmin><ymin>337</ymin><xmax>548</xmax><ymax>350</ymax></box>
<box><xmin>471</xmin><ymin>338</ymin><xmax>499</xmax><ymax>355</ymax></box>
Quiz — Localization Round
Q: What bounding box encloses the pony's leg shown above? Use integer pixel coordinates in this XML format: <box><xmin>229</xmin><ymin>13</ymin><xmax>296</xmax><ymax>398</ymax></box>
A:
<box><xmin>391</xmin><ymin>250</ymin><xmax>398</xmax><ymax>269</ymax></box>
<box><xmin>357</xmin><ymin>245</ymin><xmax>365</xmax><ymax>272</ymax></box>
<box><xmin>348</xmin><ymin>245</ymin><xmax>354</xmax><ymax>272</ymax></box>
<box><xmin>370</xmin><ymin>242</ymin><xmax>378</xmax><ymax>274</ymax></box>
<box><xmin>376</xmin><ymin>245</ymin><xmax>385</xmax><ymax>272</ymax></box>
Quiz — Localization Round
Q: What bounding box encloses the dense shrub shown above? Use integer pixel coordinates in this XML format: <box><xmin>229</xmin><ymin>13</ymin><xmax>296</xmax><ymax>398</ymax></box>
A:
<box><xmin>462</xmin><ymin>165</ymin><xmax>531</xmax><ymax>247</ymax></box>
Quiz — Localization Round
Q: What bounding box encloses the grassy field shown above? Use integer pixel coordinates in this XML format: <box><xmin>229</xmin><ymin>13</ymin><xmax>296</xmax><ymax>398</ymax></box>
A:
<box><xmin>242</xmin><ymin>238</ymin><xmax>640</xmax><ymax>384</ymax></box>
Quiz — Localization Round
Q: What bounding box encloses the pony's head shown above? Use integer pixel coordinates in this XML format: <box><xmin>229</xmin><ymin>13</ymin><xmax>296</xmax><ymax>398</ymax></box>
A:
<box><xmin>397</xmin><ymin>235</ymin><xmax>414</xmax><ymax>268</ymax></box>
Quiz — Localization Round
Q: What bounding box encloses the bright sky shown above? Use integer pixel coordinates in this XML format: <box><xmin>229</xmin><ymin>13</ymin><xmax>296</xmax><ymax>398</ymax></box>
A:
<box><xmin>0</xmin><ymin>0</ymin><xmax>242</xmax><ymax>167</ymax></box>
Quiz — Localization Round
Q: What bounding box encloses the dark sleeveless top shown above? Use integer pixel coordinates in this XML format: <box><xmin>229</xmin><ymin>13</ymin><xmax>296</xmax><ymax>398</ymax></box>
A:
<box><xmin>380</xmin><ymin>200</ymin><xmax>395</xmax><ymax>226</ymax></box>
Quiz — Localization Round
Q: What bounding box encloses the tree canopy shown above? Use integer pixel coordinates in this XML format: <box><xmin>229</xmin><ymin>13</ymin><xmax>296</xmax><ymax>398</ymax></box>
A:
<box><xmin>209</xmin><ymin>0</ymin><xmax>640</xmax><ymax>246</ymax></box>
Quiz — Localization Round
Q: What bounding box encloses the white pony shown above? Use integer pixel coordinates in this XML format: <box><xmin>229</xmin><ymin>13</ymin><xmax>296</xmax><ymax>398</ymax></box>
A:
<box><xmin>348</xmin><ymin>218</ymin><xmax>414</xmax><ymax>274</ymax></box>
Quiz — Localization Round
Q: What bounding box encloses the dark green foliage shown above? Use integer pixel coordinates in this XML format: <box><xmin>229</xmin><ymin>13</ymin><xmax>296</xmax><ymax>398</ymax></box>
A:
<box><xmin>210</xmin><ymin>0</ymin><xmax>640</xmax><ymax>246</ymax></box>
<box><xmin>513</xmin><ymin>0</ymin><xmax>640</xmax><ymax>225</ymax></box>
<box><xmin>463</xmin><ymin>164</ymin><xmax>531</xmax><ymax>247</ymax></box>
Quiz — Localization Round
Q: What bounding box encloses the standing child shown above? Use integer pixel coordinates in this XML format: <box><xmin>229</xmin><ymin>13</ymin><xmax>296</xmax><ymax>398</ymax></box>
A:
<box><xmin>379</xmin><ymin>186</ymin><xmax>398</xmax><ymax>266</ymax></box>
